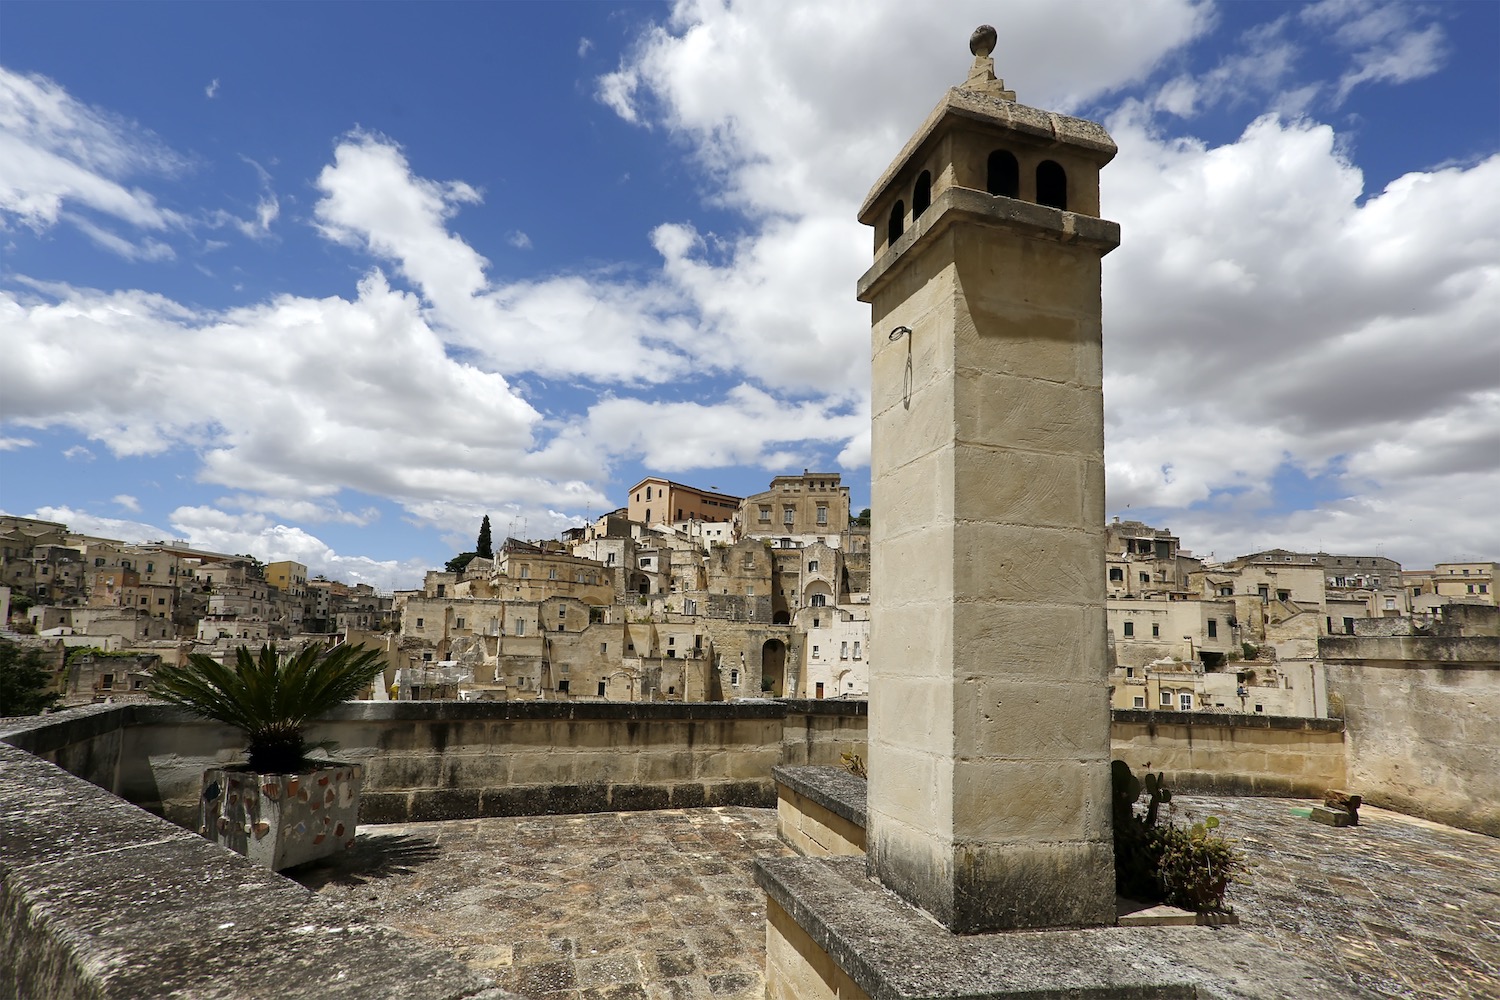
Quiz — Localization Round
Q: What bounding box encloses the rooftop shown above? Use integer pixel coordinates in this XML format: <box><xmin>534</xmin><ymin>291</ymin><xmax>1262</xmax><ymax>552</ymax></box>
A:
<box><xmin>290</xmin><ymin>796</ymin><xmax>1497</xmax><ymax>999</ymax></box>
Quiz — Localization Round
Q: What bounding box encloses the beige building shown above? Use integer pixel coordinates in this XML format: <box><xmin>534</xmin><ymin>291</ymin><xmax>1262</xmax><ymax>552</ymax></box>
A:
<box><xmin>1429</xmin><ymin>561</ymin><xmax>1498</xmax><ymax>607</ymax></box>
<box><xmin>1107</xmin><ymin>597</ymin><xmax>1239</xmax><ymax>669</ymax></box>
<box><xmin>1104</xmin><ymin>519</ymin><xmax>1203</xmax><ymax>598</ymax></box>
<box><xmin>736</xmin><ymin>472</ymin><xmax>851</xmax><ymax>549</ymax></box>
<box><xmin>626</xmin><ymin>478</ymin><xmax>741</xmax><ymax>528</ymax></box>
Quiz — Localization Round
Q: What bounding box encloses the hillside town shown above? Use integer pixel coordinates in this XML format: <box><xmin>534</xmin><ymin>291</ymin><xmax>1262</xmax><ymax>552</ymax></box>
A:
<box><xmin>3</xmin><ymin>473</ymin><xmax>1494</xmax><ymax>718</ymax></box>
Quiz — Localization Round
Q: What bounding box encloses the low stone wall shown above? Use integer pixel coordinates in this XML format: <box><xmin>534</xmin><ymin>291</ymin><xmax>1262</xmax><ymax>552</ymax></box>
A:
<box><xmin>1111</xmin><ymin>710</ymin><xmax>1347</xmax><ymax>798</ymax></box>
<box><xmin>773</xmin><ymin>765</ymin><xmax>867</xmax><ymax>858</ymax></box>
<box><xmin>1</xmin><ymin>699</ymin><xmax>871</xmax><ymax>829</ymax></box>
<box><xmin>0</xmin><ymin>742</ymin><xmax>506</xmax><ymax>1000</ymax></box>
<box><xmin>1322</xmin><ymin>643</ymin><xmax>1500</xmax><ymax>836</ymax></box>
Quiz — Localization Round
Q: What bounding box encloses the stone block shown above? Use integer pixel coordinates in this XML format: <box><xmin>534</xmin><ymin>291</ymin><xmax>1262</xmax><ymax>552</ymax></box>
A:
<box><xmin>953</xmin><ymin>601</ymin><xmax>1108</xmax><ymax>681</ymax></box>
<box><xmin>954</xmin><ymin>679</ymin><xmax>1111</xmax><ymax>763</ymax></box>
<box><xmin>952</xmin><ymin>445</ymin><xmax>1089</xmax><ymax>528</ymax></box>
<box><xmin>954</xmin><ymin>522</ymin><xmax>1101</xmax><ymax>605</ymax></box>
<box><xmin>951</xmin><ymin>758</ymin><xmax>1112</xmax><ymax>844</ymax></box>
<box><xmin>866</xmin><ymin>747</ymin><xmax>944</xmax><ymax>832</ymax></box>
<box><xmin>1310</xmin><ymin>805</ymin><xmax>1352</xmax><ymax>827</ymax></box>
<box><xmin>873</xmin><ymin>447</ymin><xmax>953</xmax><ymax>537</ymax></box>
<box><xmin>869</xmin><ymin>601</ymin><xmax>953</xmax><ymax>673</ymax></box>
<box><xmin>954</xmin><ymin>370</ymin><xmax>1103</xmax><ymax>457</ymax></box>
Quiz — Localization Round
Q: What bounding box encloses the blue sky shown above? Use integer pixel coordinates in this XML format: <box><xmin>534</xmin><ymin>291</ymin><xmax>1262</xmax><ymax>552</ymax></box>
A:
<box><xmin>3</xmin><ymin>0</ymin><xmax>1496</xmax><ymax>590</ymax></box>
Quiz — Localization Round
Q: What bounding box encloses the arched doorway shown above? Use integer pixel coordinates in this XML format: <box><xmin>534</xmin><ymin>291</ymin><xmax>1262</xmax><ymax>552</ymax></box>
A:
<box><xmin>761</xmin><ymin>639</ymin><xmax>786</xmax><ymax>697</ymax></box>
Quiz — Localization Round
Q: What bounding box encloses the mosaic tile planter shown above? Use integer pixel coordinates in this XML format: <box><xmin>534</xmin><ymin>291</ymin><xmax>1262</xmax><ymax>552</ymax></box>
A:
<box><xmin>200</xmin><ymin>762</ymin><xmax>363</xmax><ymax>871</ymax></box>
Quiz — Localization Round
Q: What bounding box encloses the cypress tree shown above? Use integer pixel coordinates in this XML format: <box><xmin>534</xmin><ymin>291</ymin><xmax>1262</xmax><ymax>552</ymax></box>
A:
<box><xmin>476</xmin><ymin>515</ymin><xmax>493</xmax><ymax>559</ymax></box>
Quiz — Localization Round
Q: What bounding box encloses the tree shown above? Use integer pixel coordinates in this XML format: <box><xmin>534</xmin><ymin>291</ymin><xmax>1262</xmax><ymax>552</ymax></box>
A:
<box><xmin>852</xmin><ymin>508</ymin><xmax>872</xmax><ymax>528</ymax></box>
<box><xmin>445</xmin><ymin>552</ymin><xmax>477</xmax><ymax>574</ymax></box>
<box><xmin>147</xmin><ymin>642</ymin><xmax>387</xmax><ymax>772</ymax></box>
<box><xmin>476</xmin><ymin>515</ymin><xmax>494</xmax><ymax>559</ymax></box>
<box><xmin>0</xmin><ymin>640</ymin><xmax>63</xmax><ymax>716</ymax></box>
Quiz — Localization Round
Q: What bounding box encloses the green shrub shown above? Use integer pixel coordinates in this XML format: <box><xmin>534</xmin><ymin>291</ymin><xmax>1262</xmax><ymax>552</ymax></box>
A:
<box><xmin>1156</xmin><ymin>816</ymin><xmax>1246</xmax><ymax>913</ymax></box>
<box><xmin>1111</xmin><ymin>760</ymin><xmax>1245</xmax><ymax>913</ymax></box>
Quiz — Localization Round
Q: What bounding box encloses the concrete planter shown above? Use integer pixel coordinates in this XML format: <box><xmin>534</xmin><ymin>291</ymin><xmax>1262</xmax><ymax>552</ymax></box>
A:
<box><xmin>200</xmin><ymin>762</ymin><xmax>363</xmax><ymax>871</ymax></box>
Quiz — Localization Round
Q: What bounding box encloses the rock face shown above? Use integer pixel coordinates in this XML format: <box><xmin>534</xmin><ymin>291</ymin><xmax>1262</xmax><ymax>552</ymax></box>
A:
<box><xmin>201</xmin><ymin>761</ymin><xmax>363</xmax><ymax>870</ymax></box>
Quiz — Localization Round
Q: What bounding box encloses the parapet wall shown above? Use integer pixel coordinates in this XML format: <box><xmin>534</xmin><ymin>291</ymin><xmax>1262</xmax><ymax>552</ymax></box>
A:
<box><xmin>1323</xmin><ymin>646</ymin><xmax>1500</xmax><ymax>836</ymax></box>
<box><xmin>1111</xmin><ymin>710</ymin><xmax>1347</xmax><ymax>799</ymax></box>
<box><xmin>2</xmin><ymin>698</ymin><xmax>869</xmax><ymax>829</ymax></box>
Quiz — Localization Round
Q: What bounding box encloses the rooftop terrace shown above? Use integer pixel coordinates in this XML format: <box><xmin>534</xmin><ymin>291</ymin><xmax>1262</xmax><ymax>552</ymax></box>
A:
<box><xmin>287</xmin><ymin>796</ymin><xmax>1498</xmax><ymax>999</ymax></box>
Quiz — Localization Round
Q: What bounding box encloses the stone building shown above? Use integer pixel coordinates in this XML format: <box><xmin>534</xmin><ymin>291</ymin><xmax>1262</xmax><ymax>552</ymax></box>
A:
<box><xmin>736</xmin><ymin>472</ymin><xmax>851</xmax><ymax>549</ymax></box>
<box><xmin>1104</xmin><ymin>519</ymin><xmax>1203</xmax><ymax>598</ymax></box>
<box><xmin>626</xmin><ymin>477</ymin><xmax>741</xmax><ymax>528</ymax></box>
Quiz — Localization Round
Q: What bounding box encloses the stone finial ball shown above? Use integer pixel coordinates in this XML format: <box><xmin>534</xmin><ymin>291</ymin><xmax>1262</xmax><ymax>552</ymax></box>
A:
<box><xmin>970</xmin><ymin>25</ymin><xmax>997</xmax><ymax>58</ymax></box>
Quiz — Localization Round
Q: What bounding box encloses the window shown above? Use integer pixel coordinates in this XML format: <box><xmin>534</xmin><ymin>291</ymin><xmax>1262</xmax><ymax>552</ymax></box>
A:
<box><xmin>549</xmin><ymin>568</ymin><xmax>557</xmax><ymax>580</ymax></box>
<box><xmin>1482</xmin><ymin>585</ymin><xmax>1490</xmax><ymax>594</ymax></box>
<box><xmin>887</xmin><ymin>199</ymin><xmax>904</xmax><ymax>244</ymax></box>
<box><xmin>645</xmin><ymin>486</ymin><xmax>652</xmax><ymax>500</ymax></box>
<box><xmin>1277</xmin><ymin>590</ymin><xmax>1290</xmax><ymax>602</ymax></box>
<box><xmin>422</xmin><ymin>652</ymin><xmax>433</xmax><ymax>662</ymax></box>
<box><xmin>516</xmin><ymin>620</ymin><xmax>525</xmax><ymax>636</ymax></box>
<box><xmin>1126</xmin><ymin>667</ymin><xmax>1135</xmax><ymax>678</ymax></box>
<box><xmin>912</xmin><ymin>170</ymin><xmax>931</xmax><ymax>220</ymax></box>
<box><xmin>812</xmin><ymin>645</ymin><xmax>820</xmax><ymax>658</ymax></box>
<box><xmin>600</xmin><ymin>642</ymin><xmax>608</xmax><ymax>654</ymax></box>
<box><xmin>986</xmin><ymin>150</ymin><xmax>1019</xmax><ymax>198</ymax></box>
<box><xmin>606</xmin><ymin>552</ymin><xmax>616</xmax><ymax>565</ymax></box>
<box><xmin>1160</xmin><ymin>689</ymin><xmax>1172</xmax><ymax>707</ymax></box>
<box><xmin>808</xmin><ymin>560</ymin><xmax>819</xmax><ymax>573</ymax></box>
<box><xmin>100</xmin><ymin>673</ymin><xmax>114</xmax><ymax>690</ymax></box>
<box><xmin>853</xmin><ymin>642</ymin><xmax>862</xmax><ymax>659</ymax></box>
<box><xmin>812</xmin><ymin>617</ymin><xmax>820</xmax><ymax>628</ymax></box>
<box><xmin>559</xmin><ymin>607</ymin><xmax>567</xmax><ymax>619</ymax></box>
<box><xmin>1036</xmin><ymin>160</ymin><xmax>1067</xmax><ymax>209</ymax></box>
<box><xmin>810</xmin><ymin>593</ymin><xmax>827</xmax><ymax>607</ymax></box>
<box><xmin>520</xmin><ymin>565</ymin><xmax>530</xmax><ymax>579</ymax></box>
<box><xmin>783</xmin><ymin>507</ymin><xmax>795</xmax><ymax>525</ymax></box>
<box><xmin>1133</xmin><ymin>695</ymin><xmax>1146</xmax><ymax>708</ymax></box>
<box><xmin>415</xmin><ymin>617</ymin><xmax>424</xmax><ymax>627</ymax></box>
<box><xmin>1179</xmin><ymin>692</ymin><xmax>1194</xmax><ymax>711</ymax></box>
<box><xmin>597</xmin><ymin>681</ymin><xmax>606</xmax><ymax>697</ymax></box>
<box><xmin>840</xmin><ymin>641</ymin><xmax>849</xmax><ymax>659</ymax></box>
<box><xmin>759</xmin><ymin>506</ymin><xmax>771</xmax><ymax>522</ymax></box>
<box><xmin>731</xmin><ymin>669</ymin><xmax>740</xmax><ymax>686</ymax></box>
<box><xmin>1151</xmin><ymin>623</ymin><xmax>1159</xmax><ymax>638</ymax></box>
<box><xmin>1343</xmin><ymin>617</ymin><xmax>1355</xmax><ymax>635</ymax></box>
<box><xmin>645</xmin><ymin>508</ymin><xmax>651</xmax><ymax>522</ymax></box>
<box><xmin>815</xmin><ymin>682</ymin><xmax>825</xmax><ymax>699</ymax></box>
<box><xmin>158</xmin><ymin>598</ymin><xmax>166</xmax><ymax>605</ymax></box>
<box><xmin>1123</xmin><ymin>621</ymin><xmax>1134</xmax><ymax>637</ymax></box>
<box><xmin>1207</xmin><ymin>619</ymin><xmax>1218</xmax><ymax>638</ymax></box>
<box><xmin>816</xmin><ymin>506</ymin><xmax>828</xmax><ymax>525</ymax></box>
<box><xmin>1109</xmin><ymin>568</ymin><xmax>1123</xmax><ymax>582</ymax></box>
<box><xmin>456</xmin><ymin>617</ymin><xmax>465</xmax><ymax>629</ymax></box>
<box><xmin>558</xmin><ymin>680</ymin><xmax>569</xmax><ymax>694</ymax></box>
<box><xmin>1139</xmin><ymin>572</ymin><xmax>1149</xmax><ymax>584</ymax></box>
<box><xmin>1468</xmin><ymin>584</ymin><xmax>1476</xmax><ymax>594</ymax></box>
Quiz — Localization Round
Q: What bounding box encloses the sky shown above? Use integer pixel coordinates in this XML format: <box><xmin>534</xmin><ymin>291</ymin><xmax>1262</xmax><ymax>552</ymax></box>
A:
<box><xmin>2</xmin><ymin>0</ymin><xmax>1496</xmax><ymax>592</ymax></box>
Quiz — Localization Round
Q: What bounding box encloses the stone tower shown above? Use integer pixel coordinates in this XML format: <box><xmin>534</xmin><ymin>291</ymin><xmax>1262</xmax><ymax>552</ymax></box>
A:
<box><xmin>858</xmin><ymin>26</ymin><xmax>1121</xmax><ymax>932</ymax></box>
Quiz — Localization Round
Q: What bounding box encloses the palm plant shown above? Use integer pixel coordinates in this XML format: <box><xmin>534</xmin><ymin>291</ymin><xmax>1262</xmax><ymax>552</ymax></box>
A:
<box><xmin>149</xmin><ymin>642</ymin><xmax>386</xmax><ymax>773</ymax></box>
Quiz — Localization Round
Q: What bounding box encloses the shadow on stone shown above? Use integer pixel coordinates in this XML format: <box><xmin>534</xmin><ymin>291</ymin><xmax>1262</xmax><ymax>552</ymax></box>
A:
<box><xmin>288</xmin><ymin>832</ymin><xmax>442</xmax><ymax>889</ymax></box>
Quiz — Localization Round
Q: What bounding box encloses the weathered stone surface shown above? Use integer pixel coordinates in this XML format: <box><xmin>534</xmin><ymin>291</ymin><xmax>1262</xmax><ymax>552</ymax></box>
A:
<box><xmin>0</xmin><ymin>743</ymin><xmax>509</xmax><ymax>1000</ymax></box>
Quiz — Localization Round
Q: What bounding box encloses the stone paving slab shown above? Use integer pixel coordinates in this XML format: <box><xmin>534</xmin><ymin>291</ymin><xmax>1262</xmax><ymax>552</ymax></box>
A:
<box><xmin>293</xmin><ymin>798</ymin><xmax>1499</xmax><ymax>1000</ymax></box>
<box><xmin>1169</xmin><ymin>795</ymin><xmax>1500</xmax><ymax>999</ymax></box>
<box><xmin>296</xmin><ymin>807</ymin><xmax>790</xmax><ymax>999</ymax></box>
